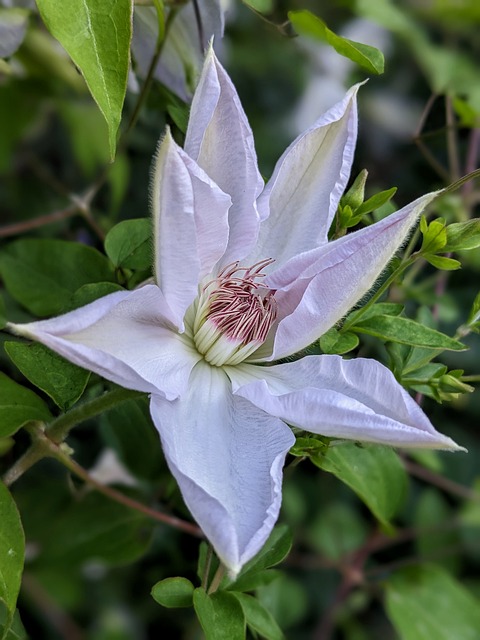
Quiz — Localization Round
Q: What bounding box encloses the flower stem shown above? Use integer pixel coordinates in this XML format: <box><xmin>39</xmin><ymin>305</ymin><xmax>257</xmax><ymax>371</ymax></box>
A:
<box><xmin>207</xmin><ymin>564</ymin><xmax>226</xmax><ymax>594</ymax></box>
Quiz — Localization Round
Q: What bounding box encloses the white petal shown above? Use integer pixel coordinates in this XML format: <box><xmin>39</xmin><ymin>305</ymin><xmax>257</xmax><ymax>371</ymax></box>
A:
<box><xmin>229</xmin><ymin>356</ymin><xmax>464</xmax><ymax>451</ymax></box>
<box><xmin>251</xmin><ymin>85</ymin><xmax>360</xmax><ymax>267</ymax></box>
<box><xmin>9</xmin><ymin>286</ymin><xmax>201</xmax><ymax>400</ymax></box>
<box><xmin>151</xmin><ymin>130</ymin><xmax>231</xmax><ymax>326</ymax></box>
<box><xmin>265</xmin><ymin>192</ymin><xmax>439</xmax><ymax>360</ymax></box>
<box><xmin>185</xmin><ymin>47</ymin><xmax>264</xmax><ymax>263</ymax></box>
<box><xmin>150</xmin><ymin>361</ymin><xmax>294</xmax><ymax>575</ymax></box>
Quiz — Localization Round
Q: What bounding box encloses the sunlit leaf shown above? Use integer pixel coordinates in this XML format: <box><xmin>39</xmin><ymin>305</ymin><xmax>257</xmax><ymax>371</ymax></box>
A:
<box><xmin>36</xmin><ymin>0</ymin><xmax>133</xmax><ymax>158</ymax></box>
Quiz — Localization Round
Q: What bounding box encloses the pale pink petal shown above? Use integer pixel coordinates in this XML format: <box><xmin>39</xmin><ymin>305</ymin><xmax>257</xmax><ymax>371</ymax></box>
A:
<box><xmin>151</xmin><ymin>130</ymin><xmax>231</xmax><ymax>326</ymax></box>
<box><xmin>229</xmin><ymin>356</ymin><xmax>464</xmax><ymax>451</ymax></box>
<box><xmin>264</xmin><ymin>192</ymin><xmax>439</xmax><ymax>360</ymax></box>
<box><xmin>150</xmin><ymin>360</ymin><xmax>295</xmax><ymax>575</ymax></box>
<box><xmin>251</xmin><ymin>85</ymin><xmax>360</xmax><ymax>267</ymax></box>
<box><xmin>185</xmin><ymin>47</ymin><xmax>263</xmax><ymax>263</ymax></box>
<box><xmin>9</xmin><ymin>286</ymin><xmax>201</xmax><ymax>400</ymax></box>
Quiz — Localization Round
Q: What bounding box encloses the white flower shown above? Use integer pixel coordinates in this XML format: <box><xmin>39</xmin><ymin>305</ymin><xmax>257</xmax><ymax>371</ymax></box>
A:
<box><xmin>9</xmin><ymin>48</ymin><xmax>462</xmax><ymax>576</ymax></box>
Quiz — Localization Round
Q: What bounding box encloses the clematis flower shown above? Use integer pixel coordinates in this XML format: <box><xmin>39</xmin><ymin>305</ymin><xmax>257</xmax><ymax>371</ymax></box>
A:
<box><xmin>9</xmin><ymin>48</ymin><xmax>462</xmax><ymax>576</ymax></box>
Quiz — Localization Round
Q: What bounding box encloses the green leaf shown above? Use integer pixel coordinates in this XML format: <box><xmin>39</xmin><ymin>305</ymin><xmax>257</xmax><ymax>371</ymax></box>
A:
<box><xmin>59</xmin><ymin>101</ymin><xmax>110</xmax><ymax>176</ymax></box>
<box><xmin>351</xmin><ymin>315</ymin><xmax>466</xmax><ymax>350</ymax></box>
<box><xmin>232</xmin><ymin>525</ymin><xmax>292</xmax><ymax>583</ymax></box>
<box><xmin>423</xmin><ymin>254</ymin><xmax>461</xmax><ymax>271</ymax></box>
<box><xmin>227</xmin><ymin>570</ymin><xmax>281</xmax><ymax>594</ymax></box>
<box><xmin>38</xmin><ymin>491</ymin><xmax>153</xmax><ymax>567</ymax></box>
<box><xmin>101</xmin><ymin>397</ymin><xmax>164</xmax><ymax>481</ymax></box>
<box><xmin>289</xmin><ymin>10</ymin><xmax>384</xmax><ymax>74</ymax></box>
<box><xmin>5</xmin><ymin>341</ymin><xmax>90</xmax><ymax>411</ymax></box>
<box><xmin>232</xmin><ymin>592</ymin><xmax>284</xmax><ymax>640</ymax></box>
<box><xmin>256</xmin><ymin>576</ymin><xmax>308</xmax><ymax>631</ymax></box>
<box><xmin>0</xmin><ymin>606</ymin><xmax>27</xmax><ymax>640</ymax></box>
<box><xmin>319</xmin><ymin>328</ymin><xmax>359</xmax><ymax>354</ymax></box>
<box><xmin>35</xmin><ymin>0</ymin><xmax>133</xmax><ymax>158</ymax></box>
<box><xmin>420</xmin><ymin>218</ymin><xmax>447</xmax><ymax>254</ymax></box>
<box><xmin>307</xmin><ymin>502</ymin><xmax>368</xmax><ymax>561</ymax></box>
<box><xmin>444</xmin><ymin>219</ymin><xmax>480</xmax><ymax>251</ymax></box>
<box><xmin>0</xmin><ymin>372</ymin><xmax>52</xmax><ymax>438</ymax></box>
<box><xmin>312</xmin><ymin>443</ymin><xmax>407</xmax><ymax>526</ymax></box>
<box><xmin>355</xmin><ymin>187</ymin><xmax>397</xmax><ymax>215</ymax></box>
<box><xmin>242</xmin><ymin>0</ymin><xmax>273</xmax><ymax>13</ymax></box>
<box><xmin>0</xmin><ymin>239</ymin><xmax>115</xmax><ymax>316</ymax></box>
<box><xmin>151</xmin><ymin>577</ymin><xmax>194</xmax><ymax>608</ymax></box>
<box><xmin>0</xmin><ymin>8</ymin><xmax>29</xmax><ymax>58</ymax></box>
<box><xmin>0</xmin><ymin>483</ymin><xmax>25</xmax><ymax>615</ymax></box>
<box><xmin>104</xmin><ymin>218</ymin><xmax>152</xmax><ymax>270</ymax></box>
<box><xmin>193</xmin><ymin>589</ymin><xmax>246</xmax><ymax>640</ymax></box>
<box><xmin>346</xmin><ymin>302</ymin><xmax>404</xmax><ymax>325</ymax></box>
<box><xmin>70</xmin><ymin>282</ymin><xmax>124</xmax><ymax>309</ymax></box>
<box><xmin>414</xmin><ymin>490</ymin><xmax>459</xmax><ymax>572</ymax></box>
<box><xmin>385</xmin><ymin>564</ymin><xmax>480</xmax><ymax>640</ymax></box>
<box><xmin>227</xmin><ymin>526</ymin><xmax>291</xmax><ymax>593</ymax></box>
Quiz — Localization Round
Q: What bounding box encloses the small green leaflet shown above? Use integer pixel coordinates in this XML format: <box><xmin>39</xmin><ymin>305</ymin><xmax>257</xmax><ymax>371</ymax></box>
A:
<box><xmin>151</xmin><ymin>577</ymin><xmax>194</xmax><ymax>608</ymax></box>
<box><xmin>289</xmin><ymin>10</ymin><xmax>384</xmax><ymax>74</ymax></box>
<box><xmin>104</xmin><ymin>218</ymin><xmax>152</xmax><ymax>270</ymax></box>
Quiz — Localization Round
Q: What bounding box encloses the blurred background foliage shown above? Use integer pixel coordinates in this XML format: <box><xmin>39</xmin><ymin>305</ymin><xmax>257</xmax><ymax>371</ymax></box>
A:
<box><xmin>0</xmin><ymin>0</ymin><xmax>480</xmax><ymax>638</ymax></box>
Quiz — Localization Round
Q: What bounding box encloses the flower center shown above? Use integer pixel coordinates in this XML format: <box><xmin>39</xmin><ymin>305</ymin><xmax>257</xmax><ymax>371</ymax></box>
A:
<box><xmin>192</xmin><ymin>259</ymin><xmax>277</xmax><ymax>367</ymax></box>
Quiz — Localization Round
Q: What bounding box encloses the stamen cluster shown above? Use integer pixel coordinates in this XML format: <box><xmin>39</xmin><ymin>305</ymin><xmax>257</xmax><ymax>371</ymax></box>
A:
<box><xmin>193</xmin><ymin>259</ymin><xmax>277</xmax><ymax>366</ymax></box>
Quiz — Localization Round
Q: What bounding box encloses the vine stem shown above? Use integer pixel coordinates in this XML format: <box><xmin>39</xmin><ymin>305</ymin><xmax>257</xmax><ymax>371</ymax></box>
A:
<box><xmin>1</xmin><ymin>388</ymin><xmax>144</xmax><ymax>486</ymax></box>
<box><xmin>403</xmin><ymin>458</ymin><xmax>480</xmax><ymax>503</ymax></box>
<box><xmin>123</xmin><ymin>1</ymin><xmax>177</xmax><ymax>138</ymax></box>
<box><xmin>3</xmin><ymin>421</ymin><xmax>203</xmax><ymax>537</ymax></box>
<box><xmin>59</xmin><ymin>454</ymin><xmax>203</xmax><ymax>537</ymax></box>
